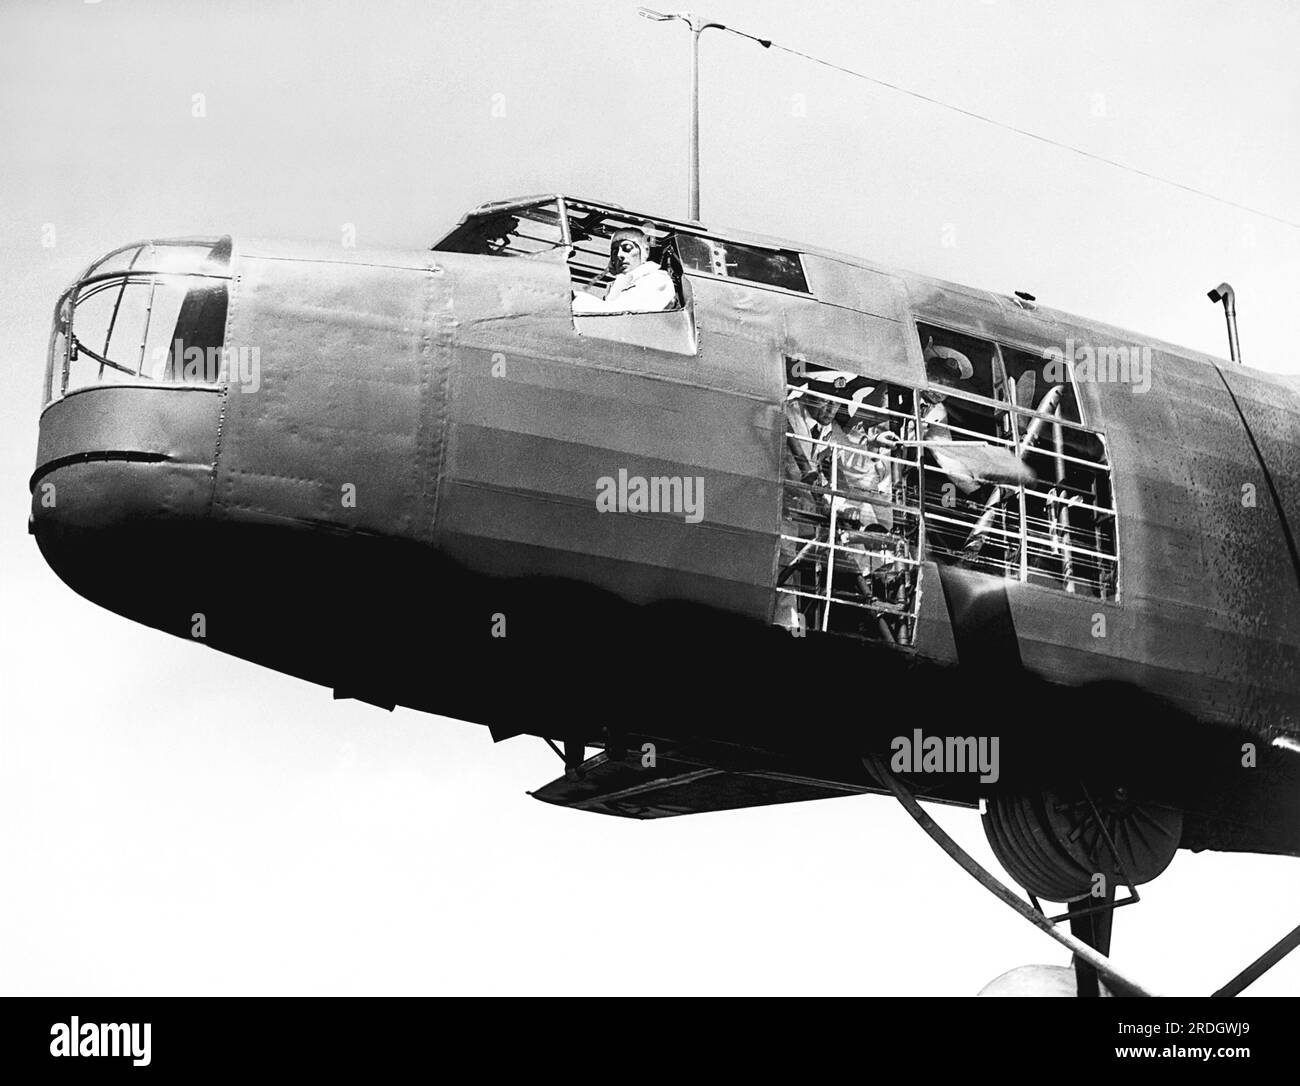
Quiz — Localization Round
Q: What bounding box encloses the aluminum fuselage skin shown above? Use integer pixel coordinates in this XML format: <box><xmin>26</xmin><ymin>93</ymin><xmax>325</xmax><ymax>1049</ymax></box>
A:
<box><xmin>31</xmin><ymin>233</ymin><xmax>1300</xmax><ymax>848</ymax></box>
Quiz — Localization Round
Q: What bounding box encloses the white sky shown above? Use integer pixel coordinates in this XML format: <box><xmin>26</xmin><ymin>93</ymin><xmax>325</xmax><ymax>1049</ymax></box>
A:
<box><xmin>1</xmin><ymin>0</ymin><xmax>1297</xmax><ymax>995</ymax></box>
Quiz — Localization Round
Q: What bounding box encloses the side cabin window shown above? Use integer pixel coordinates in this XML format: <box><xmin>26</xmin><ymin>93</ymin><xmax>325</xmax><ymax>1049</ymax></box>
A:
<box><xmin>915</xmin><ymin>323</ymin><xmax>1117</xmax><ymax>599</ymax></box>
<box><xmin>778</xmin><ymin>359</ymin><xmax>923</xmax><ymax>645</ymax></box>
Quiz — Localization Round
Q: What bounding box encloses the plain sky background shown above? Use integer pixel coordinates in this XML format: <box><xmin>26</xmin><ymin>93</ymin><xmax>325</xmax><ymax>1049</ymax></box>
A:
<box><xmin>2</xmin><ymin>0</ymin><xmax>1298</xmax><ymax>996</ymax></box>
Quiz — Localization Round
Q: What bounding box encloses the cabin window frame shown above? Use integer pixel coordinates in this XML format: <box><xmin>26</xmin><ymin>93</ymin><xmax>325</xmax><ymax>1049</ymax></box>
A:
<box><xmin>911</xmin><ymin>320</ymin><xmax>1120</xmax><ymax>602</ymax></box>
<box><xmin>777</xmin><ymin>357</ymin><xmax>926</xmax><ymax>644</ymax></box>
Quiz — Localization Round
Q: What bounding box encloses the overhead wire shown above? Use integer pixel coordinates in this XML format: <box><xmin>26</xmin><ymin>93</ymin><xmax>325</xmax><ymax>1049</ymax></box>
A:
<box><xmin>719</xmin><ymin>24</ymin><xmax>1299</xmax><ymax>229</ymax></box>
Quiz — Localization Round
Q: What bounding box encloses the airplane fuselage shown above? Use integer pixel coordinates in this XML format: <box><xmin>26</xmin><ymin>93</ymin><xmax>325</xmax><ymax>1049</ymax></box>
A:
<box><xmin>31</xmin><ymin>207</ymin><xmax>1300</xmax><ymax>855</ymax></box>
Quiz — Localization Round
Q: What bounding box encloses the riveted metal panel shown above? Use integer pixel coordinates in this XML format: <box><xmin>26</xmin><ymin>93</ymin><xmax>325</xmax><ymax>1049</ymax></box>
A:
<box><xmin>438</xmin><ymin>255</ymin><xmax>783</xmax><ymax>622</ymax></box>
<box><xmin>36</xmin><ymin>385</ymin><xmax>222</xmax><ymax>475</ymax></box>
<box><xmin>213</xmin><ymin>243</ymin><xmax>450</xmax><ymax>545</ymax></box>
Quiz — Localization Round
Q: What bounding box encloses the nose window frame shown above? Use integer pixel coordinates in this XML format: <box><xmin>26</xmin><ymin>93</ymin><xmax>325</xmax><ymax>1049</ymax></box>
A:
<box><xmin>45</xmin><ymin>237</ymin><xmax>233</xmax><ymax>407</ymax></box>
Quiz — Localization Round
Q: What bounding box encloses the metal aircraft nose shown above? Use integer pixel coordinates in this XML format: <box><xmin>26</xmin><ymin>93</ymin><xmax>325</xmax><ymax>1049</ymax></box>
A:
<box><xmin>31</xmin><ymin>385</ymin><xmax>222</xmax><ymax>531</ymax></box>
<box><xmin>30</xmin><ymin>384</ymin><xmax>224</xmax><ymax>613</ymax></box>
<box><xmin>32</xmin><ymin>235</ymin><xmax>233</xmax><ymax>590</ymax></box>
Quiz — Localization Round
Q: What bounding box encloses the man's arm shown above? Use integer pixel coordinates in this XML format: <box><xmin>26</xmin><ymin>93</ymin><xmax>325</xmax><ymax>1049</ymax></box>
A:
<box><xmin>608</xmin><ymin>267</ymin><xmax>677</xmax><ymax>312</ymax></box>
<box><xmin>572</xmin><ymin>289</ymin><xmax>611</xmax><ymax>314</ymax></box>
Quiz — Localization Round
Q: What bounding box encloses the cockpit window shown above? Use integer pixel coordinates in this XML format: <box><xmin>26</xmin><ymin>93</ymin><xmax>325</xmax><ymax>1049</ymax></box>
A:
<box><xmin>671</xmin><ymin>234</ymin><xmax>808</xmax><ymax>293</ymax></box>
<box><xmin>432</xmin><ymin>197</ymin><xmax>569</xmax><ymax>260</ymax></box>
<box><xmin>431</xmin><ymin>195</ymin><xmax>812</xmax><ymax>298</ymax></box>
<box><xmin>45</xmin><ymin>237</ymin><xmax>232</xmax><ymax>406</ymax></box>
<box><xmin>432</xmin><ymin>197</ymin><xmax>698</xmax><ymax>352</ymax></box>
<box><xmin>564</xmin><ymin>210</ymin><xmax>680</xmax><ymax>300</ymax></box>
<box><xmin>431</xmin><ymin>195</ymin><xmax>815</xmax><ymax>353</ymax></box>
<box><xmin>568</xmin><ymin>218</ymin><xmax>695</xmax><ymax>354</ymax></box>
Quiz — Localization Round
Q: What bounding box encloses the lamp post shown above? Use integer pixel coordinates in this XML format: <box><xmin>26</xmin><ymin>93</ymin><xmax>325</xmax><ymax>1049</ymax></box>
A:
<box><xmin>638</xmin><ymin>8</ymin><xmax>726</xmax><ymax>222</ymax></box>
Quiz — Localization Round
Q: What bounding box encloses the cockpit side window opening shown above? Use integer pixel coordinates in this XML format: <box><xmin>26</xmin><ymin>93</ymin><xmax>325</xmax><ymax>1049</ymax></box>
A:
<box><xmin>45</xmin><ymin>237</ymin><xmax>232</xmax><ymax>407</ymax></box>
<box><xmin>912</xmin><ymin>322</ymin><xmax>1118</xmax><ymax>600</ymax></box>
<box><xmin>431</xmin><ymin>196</ymin><xmax>820</xmax><ymax>357</ymax></box>
<box><xmin>565</xmin><ymin>212</ymin><xmax>685</xmax><ymax>313</ymax></box>
<box><xmin>430</xmin><ymin>197</ymin><xmax>685</xmax><ymax>307</ymax></box>
<box><xmin>565</xmin><ymin>211</ymin><xmax>696</xmax><ymax>353</ymax></box>
<box><xmin>777</xmin><ymin>358</ymin><xmax>923</xmax><ymax>645</ymax></box>
<box><xmin>430</xmin><ymin>198</ymin><xmax>695</xmax><ymax>351</ymax></box>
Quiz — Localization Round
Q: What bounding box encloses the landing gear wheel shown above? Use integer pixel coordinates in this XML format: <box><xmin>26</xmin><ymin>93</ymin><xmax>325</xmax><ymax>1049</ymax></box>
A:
<box><xmin>984</xmin><ymin>791</ymin><xmax>1094</xmax><ymax>902</ymax></box>
<box><xmin>983</xmin><ymin>785</ymin><xmax>1183</xmax><ymax>903</ymax></box>
<box><xmin>1044</xmin><ymin>785</ymin><xmax>1183</xmax><ymax>888</ymax></box>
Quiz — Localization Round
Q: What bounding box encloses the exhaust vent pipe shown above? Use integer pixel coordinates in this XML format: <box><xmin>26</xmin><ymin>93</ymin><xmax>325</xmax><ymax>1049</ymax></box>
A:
<box><xmin>1207</xmin><ymin>282</ymin><xmax>1241</xmax><ymax>364</ymax></box>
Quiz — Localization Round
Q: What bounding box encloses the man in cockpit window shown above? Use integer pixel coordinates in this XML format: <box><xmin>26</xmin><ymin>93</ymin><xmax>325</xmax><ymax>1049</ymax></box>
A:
<box><xmin>572</xmin><ymin>227</ymin><xmax>677</xmax><ymax>313</ymax></box>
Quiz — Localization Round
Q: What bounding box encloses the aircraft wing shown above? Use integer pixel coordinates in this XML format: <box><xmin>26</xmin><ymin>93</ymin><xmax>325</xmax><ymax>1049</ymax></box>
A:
<box><xmin>529</xmin><ymin>750</ymin><xmax>868</xmax><ymax>819</ymax></box>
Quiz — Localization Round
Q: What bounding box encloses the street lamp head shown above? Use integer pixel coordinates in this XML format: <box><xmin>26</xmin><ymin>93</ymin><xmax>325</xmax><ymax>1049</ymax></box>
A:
<box><xmin>638</xmin><ymin>9</ymin><xmax>724</xmax><ymax>32</ymax></box>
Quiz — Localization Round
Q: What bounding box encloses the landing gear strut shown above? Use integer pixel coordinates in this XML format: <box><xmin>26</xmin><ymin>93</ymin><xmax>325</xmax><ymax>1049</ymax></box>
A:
<box><xmin>863</xmin><ymin>756</ymin><xmax>1156</xmax><ymax>997</ymax></box>
<box><xmin>867</xmin><ymin>756</ymin><xmax>1300</xmax><ymax>995</ymax></box>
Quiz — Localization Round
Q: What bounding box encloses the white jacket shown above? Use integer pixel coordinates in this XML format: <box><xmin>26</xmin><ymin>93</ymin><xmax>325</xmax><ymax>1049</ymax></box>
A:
<box><xmin>573</xmin><ymin>261</ymin><xmax>677</xmax><ymax>313</ymax></box>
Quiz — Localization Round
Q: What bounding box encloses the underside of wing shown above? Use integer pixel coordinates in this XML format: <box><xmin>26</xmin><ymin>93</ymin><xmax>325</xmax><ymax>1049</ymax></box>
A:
<box><xmin>529</xmin><ymin>749</ymin><xmax>869</xmax><ymax>819</ymax></box>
